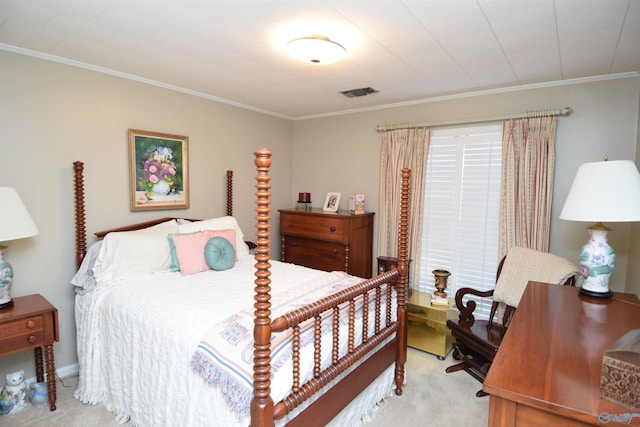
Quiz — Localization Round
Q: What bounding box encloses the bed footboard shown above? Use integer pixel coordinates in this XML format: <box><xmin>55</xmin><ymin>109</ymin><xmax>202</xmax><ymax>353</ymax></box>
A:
<box><xmin>250</xmin><ymin>149</ymin><xmax>410</xmax><ymax>427</ymax></box>
<box><xmin>271</xmin><ymin>270</ymin><xmax>400</xmax><ymax>422</ymax></box>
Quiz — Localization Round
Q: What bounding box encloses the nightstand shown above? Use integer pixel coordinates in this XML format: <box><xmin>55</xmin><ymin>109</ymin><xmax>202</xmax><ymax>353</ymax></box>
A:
<box><xmin>407</xmin><ymin>290</ymin><xmax>457</xmax><ymax>360</ymax></box>
<box><xmin>377</xmin><ymin>256</ymin><xmax>412</xmax><ymax>296</ymax></box>
<box><xmin>0</xmin><ymin>294</ymin><xmax>59</xmax><ymax>411</ymax></box>
<box><xmin>377</xmin><ymin>256</ymin><xmax>412</xmax><ymax>280</ymax></box>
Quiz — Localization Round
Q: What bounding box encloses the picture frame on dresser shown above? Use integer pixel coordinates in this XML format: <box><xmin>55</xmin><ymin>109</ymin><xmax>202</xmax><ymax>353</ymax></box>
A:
<box><xmin>128</xmin><ymin>129</ymin><xmax>189</xmax><ymax>211</ymax></box>
<box><xmin>323</xmin><ymin>192</ymin><xmax>341</xmax><ymax>212</ymax></box>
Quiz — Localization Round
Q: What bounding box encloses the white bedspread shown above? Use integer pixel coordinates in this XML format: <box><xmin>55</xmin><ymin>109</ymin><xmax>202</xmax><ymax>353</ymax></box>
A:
<box><xmin>74</xmin><ymin>255</ymin><xmax>396</xmax><ymax>426</ymax></box>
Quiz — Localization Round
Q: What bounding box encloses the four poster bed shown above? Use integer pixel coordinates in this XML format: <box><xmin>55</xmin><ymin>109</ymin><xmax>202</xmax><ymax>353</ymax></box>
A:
<box><xmin>71</xmin><ymin>149</ymin><xmax>411</xmax><ymax>426</ymax></box>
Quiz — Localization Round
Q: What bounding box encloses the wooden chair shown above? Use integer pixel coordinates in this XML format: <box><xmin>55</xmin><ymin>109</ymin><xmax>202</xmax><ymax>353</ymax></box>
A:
<box><xmin>445</xmin><ymin>247</ymin><xmax>578</xmax><ymax>396</ymax></box>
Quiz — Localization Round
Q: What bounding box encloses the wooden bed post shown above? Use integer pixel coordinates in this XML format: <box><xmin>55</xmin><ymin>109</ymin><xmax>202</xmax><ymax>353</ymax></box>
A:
<box><xmin>251</xmin><ymin>149</ymin><xmax>274</xmax><ymax>427</ymax></box>
<box><xmin>394</xmin><ymin>168</ymin><xmax>411</xmax><ymax>395</ymax></box>
<box><xmin>73</xmin><ymin>161</ymin><xmax>87</xmax><ymax>270</ymax></box>
<box><xmin>226</xmin><ymin>170</ymin><xmax>233</xmax><ymax>216</ymax></box>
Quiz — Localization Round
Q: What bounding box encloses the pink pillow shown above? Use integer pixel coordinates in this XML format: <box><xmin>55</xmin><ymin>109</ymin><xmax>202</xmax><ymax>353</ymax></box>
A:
<box><xmin>172</xmin><ymin>229</ymin><xmax>237</xmax><ymax>276</ymax></box>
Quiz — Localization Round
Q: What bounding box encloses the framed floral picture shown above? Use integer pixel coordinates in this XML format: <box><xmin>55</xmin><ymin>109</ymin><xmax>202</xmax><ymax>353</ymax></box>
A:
<box><xmin>128</xmin><ymin>129</ymin><xmax>189</xmax><ymax>211</ymax></box>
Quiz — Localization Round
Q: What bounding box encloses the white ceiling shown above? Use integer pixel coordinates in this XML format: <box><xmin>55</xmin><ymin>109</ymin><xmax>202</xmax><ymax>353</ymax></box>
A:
<box><xmin>1</xmin><ymin>0</ymin><xmax>639</xmax><ymax>119</ymax></box>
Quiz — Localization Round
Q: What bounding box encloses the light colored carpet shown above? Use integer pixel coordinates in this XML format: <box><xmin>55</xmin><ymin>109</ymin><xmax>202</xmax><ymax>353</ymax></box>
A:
<box><xmin>1</xmin><ymin>348</ymin><xmax>488</xmax><ymax>426</ymax></box>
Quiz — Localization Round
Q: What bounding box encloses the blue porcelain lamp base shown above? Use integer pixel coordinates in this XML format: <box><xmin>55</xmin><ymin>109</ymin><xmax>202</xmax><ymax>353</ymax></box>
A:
<box><xmin>578</xmin><ymin>223</ymin><xmax>615</xmax><ymax>299</ymax></box>
<box><xmin>0</xmin><ymin>248</ymin><xmax>14</xmax><ymax>309</ymax></box>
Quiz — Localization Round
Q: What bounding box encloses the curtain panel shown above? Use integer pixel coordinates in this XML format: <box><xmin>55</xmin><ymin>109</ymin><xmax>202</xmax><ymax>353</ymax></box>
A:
<box><xmin>499</xmin><ymin>117</ymin><xmax>557</xmax><ymax>257</ymax></box>
<box><xmin>378</xmin><ymin>128</ymin><xmax>429</xmax><ymax>290</ymax></box>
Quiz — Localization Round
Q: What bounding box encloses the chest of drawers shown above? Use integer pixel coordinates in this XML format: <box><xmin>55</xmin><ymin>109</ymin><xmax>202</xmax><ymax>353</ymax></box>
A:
<box><xmin>279</xmin><ymin>209</ymin><xmax>374</xmax><ymax>278</ymax></box>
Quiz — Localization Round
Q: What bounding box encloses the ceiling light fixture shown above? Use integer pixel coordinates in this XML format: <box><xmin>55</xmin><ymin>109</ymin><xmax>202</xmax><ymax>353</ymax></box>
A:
<box><xmin>287</xmin><ymin>35</ymin><xmax>346</xmax><ymax>65</ymax></box>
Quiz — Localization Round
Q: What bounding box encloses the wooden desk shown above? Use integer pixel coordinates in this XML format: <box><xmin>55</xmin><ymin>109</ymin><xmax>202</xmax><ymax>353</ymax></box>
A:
<box><xmin>0</xmin><ymin>294</ymin><xmax>59</xmax><ymax>411</ymax></box>
<box><xmin>484</xmin><ymin>281</ymin><xmax>640</xmax><ymax>426</ymax></box>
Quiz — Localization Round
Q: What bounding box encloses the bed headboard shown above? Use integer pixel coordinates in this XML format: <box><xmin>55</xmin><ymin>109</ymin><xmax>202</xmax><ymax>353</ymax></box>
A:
<box><xmin>72</xmin><ymin>162</ymin><xmax>237</xmax><ymax>269</ymax></box>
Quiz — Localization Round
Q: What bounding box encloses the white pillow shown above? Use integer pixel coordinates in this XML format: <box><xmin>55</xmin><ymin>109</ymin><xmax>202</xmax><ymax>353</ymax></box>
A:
<box><xmin>178</xmin><ymin>216</ymin><xmax>249</xmax><ymax>257</ymax></box>
<box><xmin>93</xmin><ymin>219</ymin><xmax>179</xmax><ymax>285</ymax></box>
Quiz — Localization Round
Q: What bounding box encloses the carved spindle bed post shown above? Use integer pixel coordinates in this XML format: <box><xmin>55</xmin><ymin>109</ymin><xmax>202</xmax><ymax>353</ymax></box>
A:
<box><xmin>394</xmin><ymin>168</ymin><xmax>411</xmax><ymax>395</ymax></box>
<box><xmin>251</xmin><ymin>149</ymin><xmax>274</xmax><ymax>427</ymax></box>
<box><xmin>73</xmin><ymin>161</ymin><xmax>87</xmax><ymax>270</ymax></box>
<box><xmin>226</xmin><ymin>170</ymin><xmax>233</xmax><ymax>216</ymax></box>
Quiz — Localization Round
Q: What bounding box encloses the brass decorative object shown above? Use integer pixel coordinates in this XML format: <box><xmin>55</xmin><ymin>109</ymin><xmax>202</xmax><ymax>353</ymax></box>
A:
<box><xmin>433</xmin><ymin>269</ymin><xmax>451</xmax><ymax>299</ymax></box>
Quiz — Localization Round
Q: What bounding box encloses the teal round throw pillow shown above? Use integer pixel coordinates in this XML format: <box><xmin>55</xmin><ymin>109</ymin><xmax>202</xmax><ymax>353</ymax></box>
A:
<box><xmin>204</xmin><ymin>237</ymin><xmax>236</xmax><ymax>271</ymax></box>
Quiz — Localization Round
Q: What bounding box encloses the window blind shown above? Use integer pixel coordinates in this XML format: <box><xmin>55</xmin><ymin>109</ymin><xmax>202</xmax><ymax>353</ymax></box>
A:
<box><xmin>419</xmin><ymin>124</ymin><xmax>502</xmax><ymax>319</ymax></box>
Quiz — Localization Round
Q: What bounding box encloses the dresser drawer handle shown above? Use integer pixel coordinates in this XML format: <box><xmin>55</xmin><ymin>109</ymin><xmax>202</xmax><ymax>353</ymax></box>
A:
<box><xmin>332</xmin><ymin>249</ymin><xmax>338</xmax><ymax>254</ymax></box>
<box><xmin>28</xmin><ymin>335</ymin><xmax>37</xmax><ymax>344</ymax></box>
<box><xmin>330</xmin><ymin>226</ymin><xmax>336</xmax><ymax>232</ymax></box>
<box><xmin>26</xmin><ymin>320</ymin><xmax>37</xmax><ymax>329</ymax></box>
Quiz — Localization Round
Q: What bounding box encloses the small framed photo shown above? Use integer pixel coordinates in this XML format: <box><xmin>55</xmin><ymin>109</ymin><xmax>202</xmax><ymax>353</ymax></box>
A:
<box><xmin>323</xmin><ymin>192</ymin><xmax>341</xmax><ymax>212</ymax></box>
<box><xmin>129</xmin><ymin>129</ymin><xmax>189</xmax><ymax>211</ymax></box>
<box><xmin>349</xmin><ymin>193</ymin><xmax>366</xmax><ymax>214</ymax></box>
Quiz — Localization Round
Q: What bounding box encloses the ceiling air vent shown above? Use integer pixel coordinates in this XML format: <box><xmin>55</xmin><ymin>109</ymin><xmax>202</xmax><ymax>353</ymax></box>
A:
<box><xmin>340</xmin><ymin>87</ymin><xmax>378</xmax><ymax>98</ymax></box>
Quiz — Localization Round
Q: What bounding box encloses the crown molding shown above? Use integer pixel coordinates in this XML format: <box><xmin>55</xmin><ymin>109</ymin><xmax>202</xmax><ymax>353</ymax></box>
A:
<box><xmin>294</xmin><ymin>72</ymin><xmax>640</xmax><ymax>121</ymax></box>
<box><xmin>0</xmin><ymin>44</ymin><xmax>292</xmax><ymax>120</ymax></box>
<box><xmin>3</xmin><ymin>43</ymin><xmax>637</xmax><ymax>122</ymax></box>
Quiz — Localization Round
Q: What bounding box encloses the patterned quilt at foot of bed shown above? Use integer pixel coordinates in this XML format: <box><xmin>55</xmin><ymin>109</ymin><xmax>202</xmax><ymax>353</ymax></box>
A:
<box><xmin>191</xmin><ymin>271</ymin><xmax>392</xmax><ymax>418</ymax></box>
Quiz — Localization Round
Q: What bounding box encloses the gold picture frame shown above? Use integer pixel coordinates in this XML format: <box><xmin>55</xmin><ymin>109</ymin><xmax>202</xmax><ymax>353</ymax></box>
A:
<box><xmin>128</xmin><ymin>129</ymin><xmax>189</xmax><ymax>211</ymax></box>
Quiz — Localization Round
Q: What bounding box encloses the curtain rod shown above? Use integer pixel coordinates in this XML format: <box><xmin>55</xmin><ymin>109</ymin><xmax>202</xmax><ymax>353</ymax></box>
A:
<box><xmin>375</xmin><ymin>107</ymin><xmax>572</xmax><ymax>132</ymax></box>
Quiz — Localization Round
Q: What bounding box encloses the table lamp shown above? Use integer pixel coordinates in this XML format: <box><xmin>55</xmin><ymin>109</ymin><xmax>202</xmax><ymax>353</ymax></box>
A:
<box><xmin>0</xmin><ymin>187</ymin><xmax>39</xmax><ymax>309</ymax></box>
<box><xmin>559</xmin><ymin>159</ymin><xmax>640</xmax><ymax>298</ymax></box>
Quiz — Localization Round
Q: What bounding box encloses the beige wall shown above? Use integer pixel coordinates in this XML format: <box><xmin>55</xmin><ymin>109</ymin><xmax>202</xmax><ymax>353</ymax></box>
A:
<box><xmin>1</xmin><ymin>49</ymin><xmax>639</xmax><ymax>381</ymax></box>
<box><xmin>0</xmin><ymin>51</ymin><xmax>293</xmax><ymax>379</ymax></box>
<box><xmin>292</xmin><ymin>76</ymin><xmax>640</xmax><ymax>294</ymax></box>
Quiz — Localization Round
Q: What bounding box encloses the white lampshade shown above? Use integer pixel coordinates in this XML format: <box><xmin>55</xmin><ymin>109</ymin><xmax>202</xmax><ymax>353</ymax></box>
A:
<box><xmin>287</xmin><ymin>35</ymin><xmax>346</xmax><ymax>65</ymax></box>
<box><xmin>0</xmin><ymin>187</ymin><xmax>39</xmax><ymax>242</ymax></box>
<box><xmin>559</xmin><ymin>159</ymin><xmax>640</xmax><ymax>298</ymax></box>
<box><xmin>559</xmin><ymin>160</ymin><xmax>640</xmax><ymax>222</ymax></box>
<box><xmin>0</xmin><ymin>187</ymin><xmax>38</xmax><ymax>308</ymax></box>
